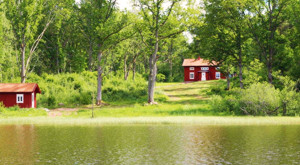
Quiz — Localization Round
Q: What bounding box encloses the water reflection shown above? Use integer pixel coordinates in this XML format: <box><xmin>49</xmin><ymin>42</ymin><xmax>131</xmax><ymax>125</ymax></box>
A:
<box><xmin>0</xmin><ymin>125</ymin><xmax>299</xmax><ymax>164</ymax></box>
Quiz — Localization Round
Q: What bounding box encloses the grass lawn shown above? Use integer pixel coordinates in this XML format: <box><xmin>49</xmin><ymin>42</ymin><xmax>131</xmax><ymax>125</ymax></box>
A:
<box><xmin>70</xmin><ymin>80</ymin><xmax>226</xmax><ymax>117</ymax></box>
<box><xmin>1</xmin><ymin>80</ymin><xmax>300</xmax><ymax>125</ymax></box>
<box><xmin>0</xmin><ymin>80</ymin><xmax>224</xmax><ymax>118</ymax></box>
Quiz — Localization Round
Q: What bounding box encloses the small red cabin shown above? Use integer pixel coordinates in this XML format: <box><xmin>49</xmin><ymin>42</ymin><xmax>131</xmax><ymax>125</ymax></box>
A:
<box><xmin>183</xmin><ymin>57</ymin><xmax>226</xmax><ymax>81</ymax></box>
<box><xmin>0</xmin><ymin>83</ymin><xmax>41</xmax><ymax>108</ymax></box>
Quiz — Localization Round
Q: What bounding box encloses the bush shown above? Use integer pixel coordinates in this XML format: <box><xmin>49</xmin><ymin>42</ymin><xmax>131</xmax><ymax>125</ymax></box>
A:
<box><xmin>206</xmin><ymin>80</ymin><xmax>227</xmax><ymax>96</ymax></box>
<box><xmin>211</xmin><ymin>82</ymin><xmax>284</xmax><ymax>116</ymax></box>
<box><xmin>211</xmin><ymin>93</ymin><xmax>241</xmax><ymax>115</ymax></box>
<box><xmin>239</xmin><ymin>83</ymin><xmax>280</xmax><ymax>116</ymax></box>
<box><xmin>102</xmin><ymin>75</ymin><xmax>147</xmax><ymax>103</ymax></box>
<box><xmin>276</xmin><ymin>76</ymin><xmax>300</xmax><ymax>116</ymax></box>
<box><xmin>25</xmin><ymin>72</ymin><xmax>149</xmax><ymax>108</ymax></box>
<box><xmin>156</xmin><ymin>73</ymin><xmax>166</xmax><ymax>82</ymax></box>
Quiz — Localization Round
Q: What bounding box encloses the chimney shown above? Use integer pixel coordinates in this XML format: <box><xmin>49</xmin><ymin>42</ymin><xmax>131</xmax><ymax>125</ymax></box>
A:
<box><xmin>197</xmin><ymin>56</ymin><xmax>201</xmax><ymax>60</ymax></box>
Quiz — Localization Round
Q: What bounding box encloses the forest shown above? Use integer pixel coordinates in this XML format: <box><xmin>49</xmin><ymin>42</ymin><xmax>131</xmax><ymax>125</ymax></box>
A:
<box><xmin>0</xmin><ymin>0</ymin><xmax>299</xmax><ymax>116</ymax></box>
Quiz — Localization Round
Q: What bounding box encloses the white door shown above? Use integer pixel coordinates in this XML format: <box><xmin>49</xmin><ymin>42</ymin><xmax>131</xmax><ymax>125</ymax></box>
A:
<box><xmin>202</xmin><ymin>72</ymin><xmax>206</xmax><ymax>81</ymax></box>
<box><xmin>32</xmin><ymin>93</ymin><xmax>35</xmax><ymax>108</ymax></box>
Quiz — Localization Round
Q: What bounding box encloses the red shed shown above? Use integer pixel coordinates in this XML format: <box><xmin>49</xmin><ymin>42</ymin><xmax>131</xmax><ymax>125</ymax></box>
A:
<box><xmin>183</xmin><ymin>57</ymin><xmax>226</xmax><ymax>81</ymax></box>
<box><xmin>0</xmin><ymin>83</ymin><xmax>41</xmax><ymax>108</ymax></box>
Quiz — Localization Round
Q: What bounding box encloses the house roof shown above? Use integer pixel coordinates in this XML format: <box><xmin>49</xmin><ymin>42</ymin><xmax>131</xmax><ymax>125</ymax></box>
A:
<box><xmin>0</xmin><ymin>83</ymin><xmax>41</xmax><ymax>93</ymax></box>
<box><xmin>182</xmin><ymin>58</ymin><xmax>218</xmax><ymax>66</ymax></box>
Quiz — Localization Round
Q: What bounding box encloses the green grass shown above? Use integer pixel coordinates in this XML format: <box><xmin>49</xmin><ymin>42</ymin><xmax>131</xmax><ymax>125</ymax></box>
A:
<box><xmin>1</xmin><ymin>80</ymin><xmax>300</xmax><ymax>125</ymax></box>
<box><xmin>69</xmin><ymin>80</ymin><xmax>226</xmax><ymax>117</ymax></box>
<box><xmin>0</xmin><ymin>108</ymin><xmax>47</xmax><ymax>117</ymax></box>
<box><xmin>1</xmin><ymin>117</ymin><xmax>300</xmax><ymax>126</ymax></box>
<box><xmin>0</xmin><ymin>81</ymin><xmax>221</xmax><ymax>118</ymax></box>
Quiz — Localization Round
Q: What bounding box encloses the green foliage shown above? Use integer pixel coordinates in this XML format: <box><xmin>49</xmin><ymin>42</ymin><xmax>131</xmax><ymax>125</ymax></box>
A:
<box><xmin>211</xmin><ymin>94</ymin><xmax>241</xmax><ymax>115</ymax></box>
<box><xmin>276</xmin><ymin>76</ymin><xmax>300</xmax><ymax>116</ymax></box>
<box><xmin>0</xmin><ymin>4</ymin><xmax>18</xmax><ymax>83</ymax></box>
<box><xmin>206</xmin><ymin>80</ymin><xmax>227</xmax><ymax>96</ymax></box>
<box><xmin>156</xmin><ymin>73</ymin><xmax>166</xmax><ymax>82</ymax></box>
<box><xmin>102</xmin><ymin>75</ymin><xmax>147</xmax><ymax>103</ymax></box>
<box><xmin>26</xmin><ymin>72</ymin><xmax>149</xmax><ymax>108</ymax></box>
<box><xmin>239</xmin><ymin>83</ymin><xmax>280</xmax><ymax>116</ymax></box>
<box><xmin>210</xmin><ymin>82</ymin><xmax>299</xmax><ymax>116</ymax></box>
<box><xmin>241</xmin><ymin>59</ymin><xmax>266</xmax><ymax>87</ymax></box>
<box><xmin>27</xmin><ymin>72</ymin><xmax>97</xmax><ymax>108</ymax></box>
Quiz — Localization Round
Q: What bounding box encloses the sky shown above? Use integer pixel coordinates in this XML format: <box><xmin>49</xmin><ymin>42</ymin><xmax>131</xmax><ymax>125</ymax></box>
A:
<box><xmin>117</xmin><ymin>0</ymin><xmax>133</xmax><ymax>11</ymax></box>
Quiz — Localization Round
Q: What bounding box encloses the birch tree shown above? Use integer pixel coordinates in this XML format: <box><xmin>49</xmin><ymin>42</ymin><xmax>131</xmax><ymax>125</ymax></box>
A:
<box><xmin>135</xmin><ymin>0</ymin><xmax>186</xmax><ymax>104</ymax></box>
<box><xmin>4</xmin><ymin>0</ymin><xmax>57</xmax><ymax>83</ymax></box>
<box><xmin>78</xmin><ymin>0</ymin><xmax>132</xmax><ymax>105</ymax></box>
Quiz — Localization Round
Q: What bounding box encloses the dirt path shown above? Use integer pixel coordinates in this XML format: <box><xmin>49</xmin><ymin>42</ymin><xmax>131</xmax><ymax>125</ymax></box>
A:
<box><xmin>48</xmin><ymin>108</ymin><xmax>79</xmax><ymax>117</ymax></box>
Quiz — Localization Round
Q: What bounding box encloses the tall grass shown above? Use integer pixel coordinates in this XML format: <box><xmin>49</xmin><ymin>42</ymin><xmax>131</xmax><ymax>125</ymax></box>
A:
<box><xmin>1</xmin><ymin>117</ymin><xmax>300</xmax><ymax>126</ymax></box>
<box><xmin>25</xmin><ymin>72</ymin><xmax>154</xmax><ymax>108</ymax></box>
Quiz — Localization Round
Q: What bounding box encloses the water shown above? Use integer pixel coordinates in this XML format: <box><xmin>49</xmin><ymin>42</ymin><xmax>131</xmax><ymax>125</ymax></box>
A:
<box><xmin>0</xmin><ymin>125</ymin><xmax>299</xmax><ymax>164</ymax></box>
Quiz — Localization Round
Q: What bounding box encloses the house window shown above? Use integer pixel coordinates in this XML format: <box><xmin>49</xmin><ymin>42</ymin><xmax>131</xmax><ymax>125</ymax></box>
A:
<box><xmin>216</xmin><ymin>72</ymin><xmax>221</xmax><ymax>79</ymax></box>
<box><xmin>201</xmin><ymin>67</ymin><xmax>209</xmax><ymax>71</ymax></box>
<box><xmin>17</xmin><ymin>94</ymin><xmax>24</xmax><ymax>103</ymax></box>
<box><xmin>190</xmin><ymin>72</ymin><xmax>194</xmax><ymax>79</ymax></box>
<box><xmin>216</xmin><ymin>67</ymin><xmax>220</xmax><ymax>70</ymax></box>
<box><xmin>190</xmin><ymin>67</ymin><xmax>194</xmax><ymax>70</ymax></box>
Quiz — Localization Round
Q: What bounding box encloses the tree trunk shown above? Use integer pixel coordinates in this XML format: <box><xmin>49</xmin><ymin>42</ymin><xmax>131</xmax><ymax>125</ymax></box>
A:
<box><xmin>148</xmin><ymin>40</ymin><xmax>158</xmax><ymax>104</ymax></box>
<box><xmin>226</xmin><ymin>75</ymin><xmax>230</xmax><ymax>90</ymax></box>
<box><xmin>96</xmin><ymin>45</ymin><xmax>103</xmax><ymax>105</ymax></box>
<box><xmin>21</xmin><ymin>44</ymin><xmax>26</xmax><ymax>83</ymax></box>
<box><xmin>170</xmin><ymin>58</ymin><xmax>173</xmax><ymax>81</ymax></box>
<box><xmin>132</xmin><ymin>55</ymin><xmax>137</xmax><ymax>81</ymax></box>
<box><xmin>282</xmin><ymin>102</ymin><xmax>287</xmax><ymax>116</ymax></box>
<box><xmin>124</xmin><ymin>54</ymin><xmax>128</xmax><ymax>80</ymax></box>
<box><xmin>267</xmin><ymin>50</ymin><xmax>273</xmax><ymax>84</ymax></box>
<box><xmin>88</xmin><ymin>42</ymin><xmax>93</xmax><ymax>71</ymax></box>
<box><xmin>169</xmin><ymin>40</ymin><xmax>173</xmax><ymax>81</ymax></box>
<box><xmin>237</xmin><ymin>29</ymin><xmax>244</xmax><ymax>89</ymax></box>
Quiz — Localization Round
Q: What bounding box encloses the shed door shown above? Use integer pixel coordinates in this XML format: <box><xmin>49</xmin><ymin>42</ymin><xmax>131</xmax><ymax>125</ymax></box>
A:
<box><xmin>201</xmin><ymin>72</ymin><xmax>206</xmax><ymax>81</ymax></box>
<box><xmin>32</xmin><ymin>93</ymin><xmax>35</xmax><ymax>108</ymax></box>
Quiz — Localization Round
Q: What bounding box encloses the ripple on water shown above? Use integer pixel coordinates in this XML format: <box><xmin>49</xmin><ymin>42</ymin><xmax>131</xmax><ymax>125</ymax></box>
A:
<box><xmin>0</xmin><ymin>125</ymin><xmax>299</xmax><ymax>164</ymax></box>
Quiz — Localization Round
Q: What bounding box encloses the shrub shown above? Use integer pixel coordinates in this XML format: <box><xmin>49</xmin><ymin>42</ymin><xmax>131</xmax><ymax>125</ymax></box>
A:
<box><xmin>276</xmin><ymin>76</ymin><xmax>300</xmax><ymax>116</ymax></box>
<box><xmin>211</xmin><ymin>82</ymin><xmax>284</xmax><ymax>116</ymax></box>
<box><xmin>239</xmin><ymin>83</ymin><xmax>280</xmax><ymax>116</ymax></box>
<box><xmin>240</xmin><ymin>59</ymin><xmax>267</xmax><ymax>88</ymax></box>
<box><xmin>156</xmin><ymin>73</ymin><xmax>166</xmax><ymax>82</ymax></box>
<box><xmin>206</xmin><ymin>80</ymin><xmax>227</xmax><ymax>96</ymax></box>
<box><xmin>47</xmin><ymin>95</ymin><xmax>57</xmax><ymax>107</ymax></box>
<box><xmin>211</xmin><ymin>94</ymin><xmax>241</xmax><ymax>115</ymax></box>
<box><xmin>102</xmin><ymin>75</ymin><xmax>147</xmax><ymax>103</ymax></box>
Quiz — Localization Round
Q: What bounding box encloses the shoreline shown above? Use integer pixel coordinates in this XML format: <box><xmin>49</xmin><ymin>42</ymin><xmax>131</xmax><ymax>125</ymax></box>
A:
<box><xmin>1</xmin><ymin>116</ymin><xmax>300</xmax><ymax>126</ymax></box>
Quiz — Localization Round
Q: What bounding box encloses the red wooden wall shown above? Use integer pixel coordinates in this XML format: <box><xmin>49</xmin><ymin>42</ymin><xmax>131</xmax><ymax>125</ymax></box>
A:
<box><xmin>184</xmin><ymin>66</ymin><xmax>226</xmax><ymax>81</ymax></box>
<box><xmin>0</xmin><ymin>93</ymin><xmax>37</xmax><ymax>108</ymax></box>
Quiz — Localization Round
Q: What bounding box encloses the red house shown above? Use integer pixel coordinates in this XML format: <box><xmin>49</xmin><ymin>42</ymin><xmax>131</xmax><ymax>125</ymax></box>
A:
<box><xmin>0</xmin><ymin>83</ymin><xmax>41</xmax><ymax>108</ymax></box>
<box><xmin>183</xmin><ymin>57</ymin><xmax>225</xmax><ymax>81</ymax></box>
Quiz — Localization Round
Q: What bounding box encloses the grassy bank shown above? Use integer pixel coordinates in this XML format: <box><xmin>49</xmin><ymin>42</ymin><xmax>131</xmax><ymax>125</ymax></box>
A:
<box><xmin>0</xmin><ymin>81</ymin><xmax>221</xmax><ymax>118</ymax></box>
<box><xmin>1</xmin><ymin>117</ymin><xmax>300</xmax><ymax>126</ymax></box>
<box><xmin>66</xmin><ymin>81</ymin><xmax>225</xmax><ymax>117</ymax></box>
<box><xmin>1</xmin><ymin>80</ymin><xmax>297</xmax><ymax>118</ymax></box>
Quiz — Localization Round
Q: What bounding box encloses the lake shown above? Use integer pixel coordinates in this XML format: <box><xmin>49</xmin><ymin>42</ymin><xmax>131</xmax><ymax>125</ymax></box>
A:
<box><xmin>0</xmin><ymin>124</ymin><xmax>299</xmax><ymax>164</ymax></box>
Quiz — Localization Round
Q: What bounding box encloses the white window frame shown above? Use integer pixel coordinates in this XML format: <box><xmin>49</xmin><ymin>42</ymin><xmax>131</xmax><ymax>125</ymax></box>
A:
<box><xmin>16</xmin><ymin>94</ymin><xmax>24</xmax><ymax>104</ymax></box>
<box><xmin>216</xmin><ymin>67</ymin><xmax>220</xmax><ymax>70</ymax></box>
<box><xmin>190</xmin><ymin>72</ymin><xmax>195</xmax><ymax>79</ymax></box>
<box><xmin>189</xmin><ymin>67</ymin><xmax>194</xmax><ymax>70</ymax></box>
<box><xmin>201</xmin><ymin>67</ymin><xmax>209</xmax><ymax>71</ymax></box>
<box><xmin>216</xmin><ymin>72</ymin><xmax>221</xmax><ymax>79</ymax></box>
